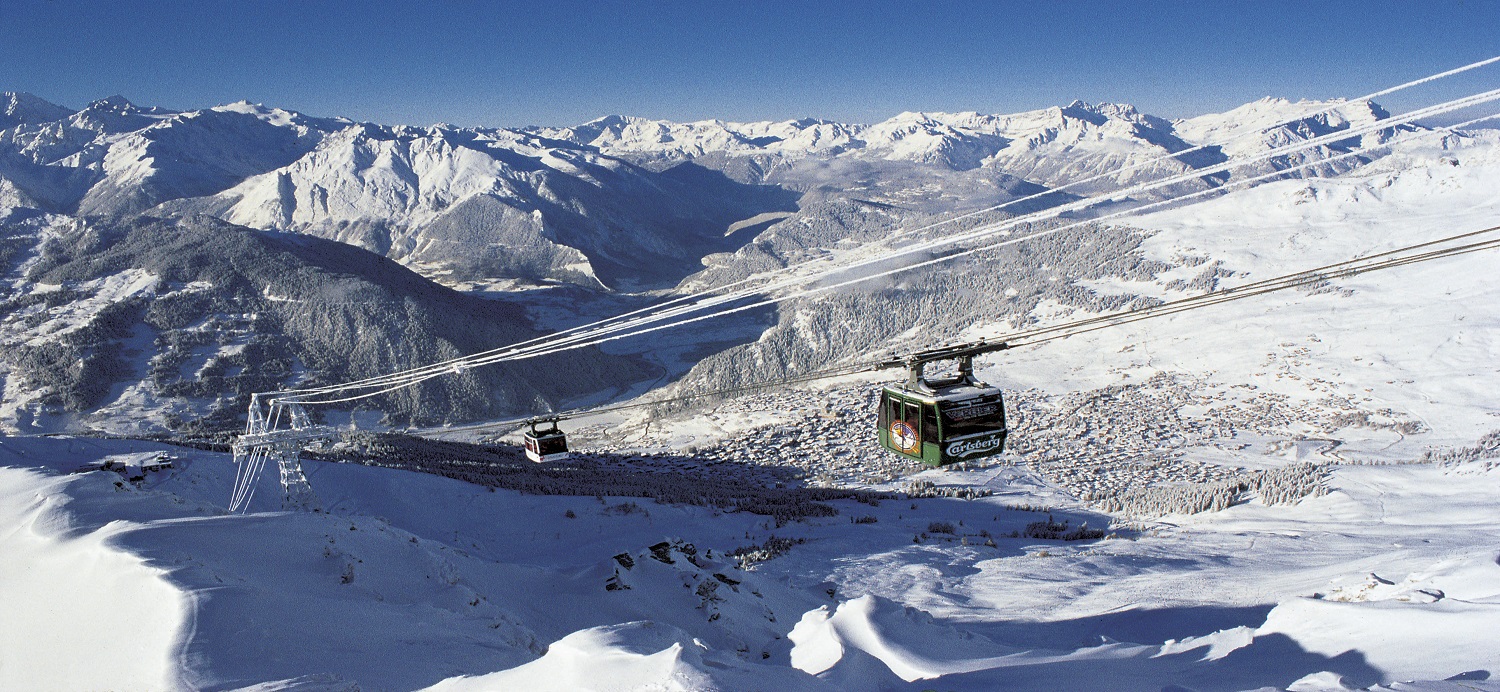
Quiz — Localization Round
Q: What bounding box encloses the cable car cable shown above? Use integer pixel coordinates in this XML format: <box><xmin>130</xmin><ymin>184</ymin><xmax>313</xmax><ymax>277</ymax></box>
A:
<box><xmin>375</xmin><ymin>105</ymin><xmax>1500</xmax><ymax>386</ymax></box>
<box><xmin>268</xmin><ymin>95</ymin><xmax>1500</xmax><ymax>410</ymax></box>
<box><xmin>427</xmin><ymin>223</ymin><xmax>1500</xmax><ymax>438</ymax></box>
<box><xmin>255</xmin><ymin>72</ymin><xmax>1500</xmax><ymax>406</ymax></box>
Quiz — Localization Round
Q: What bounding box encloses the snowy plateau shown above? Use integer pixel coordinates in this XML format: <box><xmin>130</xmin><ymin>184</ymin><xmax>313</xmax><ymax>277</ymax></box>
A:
<box><xmin>1</xmin><ymin>89</ymin><xmax>1499</xmax><ymax>691</ymax></box>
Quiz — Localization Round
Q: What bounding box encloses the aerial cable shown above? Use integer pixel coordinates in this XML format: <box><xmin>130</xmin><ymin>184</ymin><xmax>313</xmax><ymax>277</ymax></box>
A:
<box><xmin>259</xmin><ymin>57</ymin><xmax>1500</xmax><ymax>402</ymax></box>
<box><xmin>1005</xmin><ymin>227</ymin><xmax>1500</xmax><ymax>349</ymax></box>
<box><xmin>273</xmin><ymin>80</ymin><xmax>1500</xmax><ymax>402</ymax></box>
<box><xmin>432</xmin><ymin>224</ymin><xmax>1500</xmax><ymax>437</ymax></box>
<box><xmin>230</xmin><ymin>445</ymin><xmax>270</xmax><ymax>512</ymax></box>
<box><xmin>273</xmin><ymin>93</ymin><xmax>1500</xmax><ymax>408</ymax></box>
<box><xmin>430</xmin><ymin>359</ymin><xmax>884</xmax><ymax>437</ymax></box>
<box><xmin>510</xmin><ymin>104</ymin><xmax>1500</xmax><ymax>359</ymax></box>
<box><xmin>264</xmin><ymin>87</ymin><xmax>1494</xmax><ymax>411</ymax></box>
<box><xmin>304</xmin><ymin>98</ymin><xmax>1500</xmax><ymax>394</ymax></box>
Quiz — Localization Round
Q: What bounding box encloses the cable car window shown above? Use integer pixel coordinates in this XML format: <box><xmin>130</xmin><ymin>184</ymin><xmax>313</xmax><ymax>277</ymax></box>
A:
<box><xmin>884</xmin><ymin>395</ymin><xmax>923</xmax><ymax>456</ymax></box>
<box><xmin>941</xmin><ymin>400</ymin><xmax>1005</xmax><ymax>438</ymax></box>
<box><xmin>536</xmin><ymin>434</ymin><xmax>568</xmax><ymax>456</ymax></box>
<box><xmin>922</xmin><ymin>403</ymin><xmax>940</xmax><ymax>439</ymax></box>
<box><xmin>903</xmin><ymin>400</ymin><xmax>922</xmax><ymax>439</ymax></box>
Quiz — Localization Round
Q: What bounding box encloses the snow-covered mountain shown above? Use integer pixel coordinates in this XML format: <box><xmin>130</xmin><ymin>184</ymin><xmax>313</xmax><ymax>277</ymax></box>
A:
<box><xmin>529</xmin><ymin>98</ymin><xmax>1401</xmax><ymax>195</ymax></box>
<box><xmin>0</xmin><ymin>90</ymin><xmax>1463</xmax><ymax>436</ymax></box>
<box><xmin>1</xmin><ymin>92</ymin><xmax>1409</xmax><ymax>290</ymax></box>
<box><xmin>162</xmin><ymin>123</ymin><xmax>798</xmax><ymax>289</ymax></box>
<box><xmin>0</xmin><ymin>97</ymin><xmax>365</xmax><ymax>225</ymax></box>
<box><xmin>0</xmin><ymin>213</ymin><xmax>648</xmax><ymax>435</ymax></box>
<box><xmin>0</xmin><ymin>91</ymin><xmax>75</xmax><ymax>130</ymax></box>
<box><xmin>0</xmin><ymin>94</ymin><xmax>799</xmax><ymax>290</ymax></box>
<box><xmin>1174</xmin><ymin>97</ymin><xmax>1407</xmax><ymax>178</ymax></box>
<box><xmin>1173</xmin><ymin>96</ymin><xmax>1395</xmax><ymax>153</ymax></box>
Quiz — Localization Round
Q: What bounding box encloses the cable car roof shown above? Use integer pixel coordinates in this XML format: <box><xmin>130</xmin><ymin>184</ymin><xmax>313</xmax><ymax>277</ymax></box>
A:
<box><xmin>883</xmin><ymin>380</ymin><xmax>1003</xmax><ymax>405</ymax></box>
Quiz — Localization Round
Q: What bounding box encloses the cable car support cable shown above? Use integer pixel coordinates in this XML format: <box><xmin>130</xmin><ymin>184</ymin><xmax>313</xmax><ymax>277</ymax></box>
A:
<box><xmin>249</xmin><ymin>55</ymin><xmax>1500</xmax><ymax>404</ymax></box>
<box><xmin>263</xmin><ymin>89</ymin><xmax>1500</xmax><ymax>409</ymax></box>
<box><xmin>427</xmin><ymin>223</ymin><xmax>1500</xmax><ymax>442</ymax></box>
<box><xmin>226</xmin><ymin>70</ymin><xmax>1500</xmax><ymax>509</ymax></box>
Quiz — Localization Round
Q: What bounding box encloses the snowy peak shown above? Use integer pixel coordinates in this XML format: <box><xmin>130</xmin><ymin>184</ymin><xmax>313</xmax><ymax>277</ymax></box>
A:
<box><xmin>210</xmin><ymin>119</ymin><xmax>515</xmax><ymax>229</ymax></box>
<box><xmin>208</xmin><ymin>100</ymin><xmax>352</xmax><ymax>132</ymax></box>
<box><xmin>859</xmin><ymin>111</ymin><xmax>1009</xmax><ymax>169</ymax></box>
<box><xmin>0</xmin><ymin>91</ymin><xmax>74</xmax><ymax>129</ymax></box>
<box><xmin>1061</xmin><ymin>100</ymin><xmax>1174</xmax><ymax>131</ymax></box>
<box><xmin>163</xmin><ymin>116</ymin><xmax>798</xmax><ymax>289</ymax></box>
<box><xmin>78</xmin><ymin>95</ymin><xmax>176</xmax><ymax>127</ymax></box>
<box><xmin>562</xmin><ymin>113</ymin><xmax>647</xmax><ymax>143</ymax></box>
<box><xmin>74</xmin><ymin>101</ymin><xmax>342</xmax><ymax>215</ymax></box>
<box><xmin>86</xmin><ymin>95</ymin><xmax>141</xmax><ymax>113</ymax></box>
<box><xmin>1173</xmin><ymin>97</ymin><xmax>1397</xmax><ymax>156</ymax></box>
<box><xmin>539</xmin><ymin>115</ymin><xmax>794</xmax><ymax>157</ymax></box>
<box><xmin>538</xmin><ymin>102</ymin><xmax>1205</xmax><ymax>176</ymax></box>
<box><xmin>538</xmin><ymin>97</ymin><xmax>1417</xmax><ymax>183</ymax></box>
<box><xmin>60</xmin><ymin>94</ymin><xmax>178</xmax><ymax>139</ymax></box>
<box><xmin>532</xmin><ymin>115</ymin><xmax>864</xmax><ymax>161</ymax></box>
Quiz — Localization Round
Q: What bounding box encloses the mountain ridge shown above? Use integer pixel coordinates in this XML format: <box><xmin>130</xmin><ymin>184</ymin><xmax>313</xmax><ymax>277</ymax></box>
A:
<box><xmin>0</xmin><ymin>89</ymin><xmax>1452</xmax><ymax>434</ymax></box>
<box><xmin>0</xmin><ymin>91</ymin><xmax>1412</xmax><ymax>291</ymax></box>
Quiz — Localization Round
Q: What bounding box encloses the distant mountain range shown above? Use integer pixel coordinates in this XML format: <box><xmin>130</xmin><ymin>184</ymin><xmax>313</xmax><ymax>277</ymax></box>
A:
<box><xmin>531</xmin><ymin>97</ymin><xmax>1395</xmax><ymax>184</ymax></box>
<box><xmin>0</xmin><ymin>91</ymin><xmax>1451</xmax><ymax>434</ymax></box>
<box><xmin>2</xmin><ymin>92</ymin><xmax>1403</xmax><ymax>289</ymax></box>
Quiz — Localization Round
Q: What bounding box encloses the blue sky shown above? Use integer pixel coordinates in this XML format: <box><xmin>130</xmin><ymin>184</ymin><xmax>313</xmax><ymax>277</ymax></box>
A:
<box><xmin>1</xmin><ymin>0</ymin><xmax>1497</xmax><ymax>127</ymax></box>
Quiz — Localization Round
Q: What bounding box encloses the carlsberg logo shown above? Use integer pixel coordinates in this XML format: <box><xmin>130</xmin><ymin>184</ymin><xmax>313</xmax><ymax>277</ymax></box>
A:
<box><xmin>946</xmin><ymin>436</ymin><xmax>1003</xmax><ymax>458</ymax></box>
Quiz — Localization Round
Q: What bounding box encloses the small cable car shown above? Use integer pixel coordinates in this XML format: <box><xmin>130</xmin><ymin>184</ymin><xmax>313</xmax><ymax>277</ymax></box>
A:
<box><xmin>523</xmin><ymin>418</ymin><xmax>570</xmax><ymax>463</ymax></box>
<box><xmin>876</xmin><ymin>343</ymin><xmax>1009</xmax><ymax>466</ymax></box>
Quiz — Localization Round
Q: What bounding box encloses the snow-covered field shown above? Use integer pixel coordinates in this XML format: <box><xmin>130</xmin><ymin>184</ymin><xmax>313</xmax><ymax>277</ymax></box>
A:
<box><xmin>2</xmin><ymin>432</ymin><xmax>1497</xmax><ymax>690</ymax></box>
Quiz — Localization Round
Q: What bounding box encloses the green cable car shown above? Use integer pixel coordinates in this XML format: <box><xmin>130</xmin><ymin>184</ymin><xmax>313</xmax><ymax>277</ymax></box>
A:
<box><xmin>876</xmin><ymin>342</ymin><xmax>1009</xmax><ymax>466</ymax></box>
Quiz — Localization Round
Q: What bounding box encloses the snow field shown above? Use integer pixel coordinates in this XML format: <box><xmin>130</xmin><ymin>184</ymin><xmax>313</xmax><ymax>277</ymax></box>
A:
<box><xmin>0</xmin><ymin>464</ymin><xmax>186</xmax><ymax>691</ymax></box>
<box><xmin>3</xmin><ymin>432</ymin><xmax>1499</xmax><ymax>689</ymax></box>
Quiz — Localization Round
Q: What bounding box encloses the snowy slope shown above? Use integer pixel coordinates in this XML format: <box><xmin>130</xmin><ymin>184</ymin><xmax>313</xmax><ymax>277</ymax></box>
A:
<box><xmin>426</xmin><ymin>621</ymin><xmax>837</xmax><ymax>692</ymax></box>
<box><xmin>0</xmin><ymin>463</ymin><xmax>186</xmax><ymax>690</ymax></box>
<box><xmin>0</xmin><ymin>214</ymin><xmax>649</xmax><ymax>434</ymax></box>
<box><xmin>778</xmin><ymin>462</ymin><xmax>1500</xmax><ymax>691</ymax></box>
<box><xmin>3</xmin><ymin>433</ymin><xmax>1498</xmax><ymax>690</ymax></box>
<box><xmin>1109</xmin><ymin>125</ymin><xmax>1500</xmax><ymax>453</ymax></box>
<box><xmin>0</xmin><ymin>436</ymin><xmax>842</xmax><ymax>690</ymax></box>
